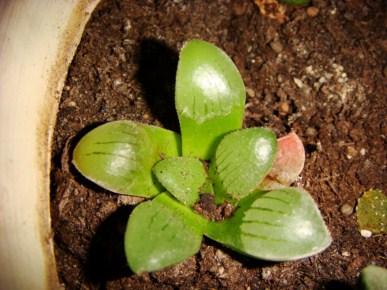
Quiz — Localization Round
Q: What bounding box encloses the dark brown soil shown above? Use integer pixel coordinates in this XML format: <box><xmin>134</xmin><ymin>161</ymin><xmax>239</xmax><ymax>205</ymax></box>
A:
<box><xmin>51</xmin><ymin>0</ymin><xmax>387</xmax><ymax>289</ymax></box>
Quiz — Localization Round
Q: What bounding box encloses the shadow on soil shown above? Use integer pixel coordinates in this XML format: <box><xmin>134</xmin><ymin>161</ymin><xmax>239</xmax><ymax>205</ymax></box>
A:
<box><xmin>135</xmin><ymin>38</ymin><xmax>180</xmax><ymax>133</ymax></box>
<box><xmin>86</xmin><ymin>206</ymin><xmax>134</xmax><ymax>286</ymax></box>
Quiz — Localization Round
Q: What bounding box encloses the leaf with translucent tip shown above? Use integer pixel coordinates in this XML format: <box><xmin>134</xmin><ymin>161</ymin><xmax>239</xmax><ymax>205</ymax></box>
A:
<box><xmin>214</xmin><ymin>128</ymin><xmax>277</xmax><ymax>200</ymax></box>
<box><xmin>205</xmin><ymin>187</ymin><xmax>331</xmax><ymax>261</ymax></box>
<box><xmin>124</xmin><ymin>193</ymin><xmax>207</xmax><ymax>274</ymax></box>
<box><xmin>261</xmin><ymin>132</ymin><xmax>305</xmax><ymax>190</ymax></box>
<box><xmin>153</xmin><ymin>157</ymin><xmax>207</xmax><ymax>207</ymax></box>
<box><xmin>72</xmin><ymin>121</ymin><xmax>181</xmax><ymax>197</ymax></box>
<box><xmin>176</xmin><ymin>39</ymin><xmax>246</xmax><ymax>160</ymax></box>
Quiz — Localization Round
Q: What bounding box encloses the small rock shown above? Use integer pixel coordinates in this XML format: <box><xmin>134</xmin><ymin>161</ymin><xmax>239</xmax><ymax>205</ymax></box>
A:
<box><xmin>270</xmin><ymin>41</ymin><xmax>283</xmax><ymax>54</ymax></box>
<box><xmin>306</xmin><ymin>6</ymin><xmax>319</xmax><ymax>17</ymax></box>
<box><xmin>113</xmin><ymin>78</ymin><xmax>124</xmax><ymax>89</ymax></box>
<box><xmin>305</xmin><ymin>127</ymin><xmax>317</xmax><ymax>137</ymax></box>
<box><xmin>293</xmin><ymin>78</ymin><xmax>304</xmax><ymax>89</ymax></box>
<box><xmin>342</xmin><ymin>251</ymin><xmax>351</xmax><ymax>257</ymax></box>
<box><xmin>246</xmin><ymin>87</ymin><xmax>255</xmax><ymax>98</ymax></box>
<box><xmin>316</xmin><ymin>141</ymin><xmax>322</xmax><ymax>152</ymax></box>
<box><xmin>340</xmin><ymin>204</ymin><xmax>353</xmax><ymax>216</ymax></box>
<box><xmin>346</xmin><ymin>146</ymin><xmax>358</xmax><ymax>159</ymax></box>
<box><xmin>123</xmin><ymin>19</ymin><xmax>131</xmax><ymax>32</ymax></box>
<box><xmin>266</xmin><ymin>26</ymin><xmax>278</xmax><ymax>43</ymax></box>
<box><xmin>280</xmin><ymin>102</ymin><xmax>289</xmax><ymax>114</ymax></box>
<box><xmin>261</xmin><ymin>268</ymin><xmax>272</xmax><ymax>280</ymax></box>
<box><xmin>360</xmin><ymin>148</ymin><xmax>366</xmax><ymax>156</ymax></box>
<box><xmin>360</xmin><ymin>229</ymin><xmax>372</xmax><ymax>238</ymax></box>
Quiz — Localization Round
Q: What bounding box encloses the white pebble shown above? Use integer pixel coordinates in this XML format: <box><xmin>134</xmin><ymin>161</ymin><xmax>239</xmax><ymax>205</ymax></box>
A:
<box><xmin>270</xmin><ymin>41</ymin><xmax>283</xmax><ymax>54</ymax></box>
<box><xmin>342</xmin><ymin>251</ymin><xmax>350</xmax><ymax>257</ymax></box>
<box><xmin>246</xmin><ymin>87</ymin><xmax>255</xmax><ymax>98</ymax></box>
<box><xmin>360</xmin><ymin>229</ymin><xmax>372</xmax><ymax>238</ymax></box>
<box><xmin>293</xmin><ymin>78</ymin><xmax>304</xmax><ymax>88</ymax></box>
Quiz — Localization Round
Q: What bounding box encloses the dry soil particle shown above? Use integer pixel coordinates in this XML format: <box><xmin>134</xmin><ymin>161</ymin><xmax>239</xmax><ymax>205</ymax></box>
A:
<box><xmin>51</xmin><ymin>0</ymin><xmax>387</xmax><ymax>289</ymax></box>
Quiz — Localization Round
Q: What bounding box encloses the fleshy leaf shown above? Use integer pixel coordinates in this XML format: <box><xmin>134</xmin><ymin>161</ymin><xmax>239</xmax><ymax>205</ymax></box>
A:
<box><xmin>357</xmin><ymin>265</ymin><xmax>387</xmax><ymax>290</ymax></box>
<box><xmin>175</xmin><ymin>39</ymin><xmax>246</xmax><ymax>160</ymax></box>
<box><xmin>214</xmin><ymin>128</ymin><xmax>277</xmax><ymax>200</ymax></box>
<box><xmin>205</xmin><ymin>187</ymin><xmax>331</xmax><ymax>261</ymax></box>
<box><xmin>153</xmin><ymin>157</ymin><xmax>207</xmax><ymax>206</ymax></box>
<box><xmin>72</xmin><ymin>120</ymin><xmax>181</xmax><ymax>197</ymax></box>
<box><xmin>124</xmin><ymin>193</ymin><xmax>207</xmax><ymax>274</ymax></box>
<box><xmin>356</xmin><ymin>189</ymin><xmax>387</xmax><ymax>235</ymax></box>
<box><xmin>261</xmin><ymin>132</ymin><xmax>305</xmax><ymax>190</ymax></box>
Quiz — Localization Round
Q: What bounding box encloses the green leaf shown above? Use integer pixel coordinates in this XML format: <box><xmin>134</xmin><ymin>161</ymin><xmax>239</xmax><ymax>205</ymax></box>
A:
<box><xmin>214</xmin><ymin>128</ymin><xmax>277</xmax><ymax>200</ymax></box>
<box><xmin>356</xmin><ymin>189</ymin><xmax>387</xmax><ymax>235</ymax></box>
<box><xmin>153</xmin><ymin>157</ymin><xmax>207</xmax><ymax>207</ymax></box>
<box><xmin>124</xmin><ymin>193</ymin><xmax>207</xmax><ymax>273</ymax></box>
<box><xmin>72</xmin><ymin>120</ymin><xmax>181</xmax><ymax>197</ymax></box>
<box><xmin>205</xmin><ymin>188</ymin><xmax>331</xmax><ymax>261</ymax></box>
<box><xmin>176</xmin><ymin>39</ymin><xmax>246</xmax><ymax>160</ymax></box>
<box><xmin>357</xmin><ymin>265</ymin><xmax>387</xmax><ymax>290</ymax></box>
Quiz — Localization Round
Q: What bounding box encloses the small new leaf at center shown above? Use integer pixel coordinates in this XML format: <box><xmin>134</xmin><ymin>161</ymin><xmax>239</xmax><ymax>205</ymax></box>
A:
<box><xmin>153</xmin><ymin>157</ymin><xmax>207</xmax><ymax>207</ymax></box>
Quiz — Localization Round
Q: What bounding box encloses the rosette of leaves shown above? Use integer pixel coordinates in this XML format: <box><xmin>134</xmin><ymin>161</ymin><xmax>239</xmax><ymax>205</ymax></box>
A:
<box><xmin>73</xmin><ymin>40</ymin><xmax>331</xmax><ymax>274</ymax></box>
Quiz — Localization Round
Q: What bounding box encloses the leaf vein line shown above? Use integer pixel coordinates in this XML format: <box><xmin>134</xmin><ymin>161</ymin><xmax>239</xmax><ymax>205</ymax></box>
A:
<box><xmin>260</xmin><ymin>196</ymin><xmax>290</xmax><ymax>205</ymax></box>
<box><xmin>249</xmin><ymin>206</ymin><xmax>286</xmax><ymax>214</ymax></box>
<box><xmin>241</xmin><ymin>232</ymin><xmax>287</xmax><ymax>242</ymax></box>
<box><xmin>242</xmin><ymin>220</ymin><xmax>283</xmax><ymax>227</ymax></box>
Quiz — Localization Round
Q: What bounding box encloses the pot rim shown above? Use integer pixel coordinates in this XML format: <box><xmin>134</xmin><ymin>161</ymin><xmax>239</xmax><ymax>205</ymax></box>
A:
<box><xmin>0</xmin><ymin>1</ymin><xmax>100</xmax><ymax>289</ymax></box>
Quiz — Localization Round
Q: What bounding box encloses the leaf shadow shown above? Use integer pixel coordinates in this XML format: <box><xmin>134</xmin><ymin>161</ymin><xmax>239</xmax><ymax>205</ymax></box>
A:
<box><xmin>135</xmin><ymin>38</ymin><xmax>180</xmax><ymax>133</ymax></box>
<box><xmin>202</xmin><ymin>237</ymin><xmax>277</xmax><ymax>269</ymax></box>
<box><xmin>85</xmin><ymin>205</ymin><xmax>134</xmax><ymax>287</ymax></box>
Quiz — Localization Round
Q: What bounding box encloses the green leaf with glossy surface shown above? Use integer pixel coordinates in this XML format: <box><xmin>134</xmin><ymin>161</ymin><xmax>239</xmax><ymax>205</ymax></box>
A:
<box><xmin>176</xmin><ymin>39</ymin><xmax>246</xmax><ymax>160</ymax></box>
<box><xmin>153</xmin><ymin>157</ymin><xmax>207</xmax><ymax>206</ymax></box>
<box><xmin>214</xmin><ymin>128</ymin><xmax>277</xmax><ymax>200</ymax></box>
<box><xmin>125</xmin><ymin>193</ymin><xmax>207</xmax><ymax>273</ymax></box>
<box><xmin>72</xmin><ymin>120</ymin><xmax>181</xmax><ymax>197</ymax></box>
<box><xmin>205</xmin><ymin>187</ymin><xmax>331</xmax><ymax>261</ymax></box>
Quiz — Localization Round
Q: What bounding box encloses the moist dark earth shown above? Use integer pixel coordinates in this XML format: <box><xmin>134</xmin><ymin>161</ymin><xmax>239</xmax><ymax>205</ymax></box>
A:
<box><xmin>51</xmin><ymin>0</ymin><xmax>387</xmax><ymax>289</ymax></box>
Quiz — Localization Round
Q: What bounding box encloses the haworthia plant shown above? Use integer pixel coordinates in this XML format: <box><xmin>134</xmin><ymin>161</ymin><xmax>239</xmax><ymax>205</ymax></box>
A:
<box><xmin>72</xmin><ymin>39</ymin><xmax>331</xmax><ymax>274</ymax></box>
<box><xmin>175</xmin><ymin>40</ymin><xmax>246</xmax><ymax>160</ymax></box>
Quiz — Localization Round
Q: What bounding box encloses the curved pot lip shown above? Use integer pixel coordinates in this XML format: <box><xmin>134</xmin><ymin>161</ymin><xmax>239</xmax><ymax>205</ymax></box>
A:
<box><xmin>0</xmin><ymin>0</ymin><xmax>100</xmax><ymax>289</ymax></box>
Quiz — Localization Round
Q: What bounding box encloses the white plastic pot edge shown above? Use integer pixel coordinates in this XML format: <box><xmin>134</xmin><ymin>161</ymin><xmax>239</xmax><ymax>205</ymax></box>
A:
<box><xmin>0</xmin><ymin>1</ymin><xmax>100</xmax><ymax>289</ymax></box>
